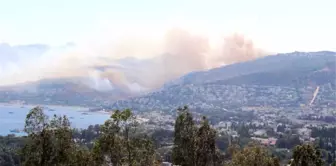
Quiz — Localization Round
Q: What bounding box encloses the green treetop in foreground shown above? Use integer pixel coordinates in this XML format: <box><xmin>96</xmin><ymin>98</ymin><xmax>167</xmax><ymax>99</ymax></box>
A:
<box><xmin>0</xmin><ymin>106</ymin><xmax>328</xmax><ymax>166</ymax></box>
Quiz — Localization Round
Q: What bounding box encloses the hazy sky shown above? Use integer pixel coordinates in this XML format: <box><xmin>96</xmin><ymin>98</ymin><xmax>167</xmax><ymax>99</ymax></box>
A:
<box><xmin>0</xmin><ymin>0</ymin><xmax>335</xmax><ymax>52</ymax></box>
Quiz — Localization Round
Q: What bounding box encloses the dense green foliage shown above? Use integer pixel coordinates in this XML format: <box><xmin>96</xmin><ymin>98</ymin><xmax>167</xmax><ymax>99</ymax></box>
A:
<box><xmin>227</xmin><ymin>143</ymin><xmax>280</xmax><ymax>166</ymax></box>
<box><xmin>0</xmin><ymin>106</ymin><xmax>330</xmax><ymax>166</ymax></box>
<box><xmin>290</xmin><ymin>144</ymin><xmax>324</xmax><ymax>166</ymax></box>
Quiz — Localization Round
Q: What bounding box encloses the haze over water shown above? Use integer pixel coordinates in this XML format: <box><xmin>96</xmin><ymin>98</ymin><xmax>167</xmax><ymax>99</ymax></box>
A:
<box><xmin>0</xmin><ymin>105</ymin><xmax>110</xmax><ymax>136</ymax></box>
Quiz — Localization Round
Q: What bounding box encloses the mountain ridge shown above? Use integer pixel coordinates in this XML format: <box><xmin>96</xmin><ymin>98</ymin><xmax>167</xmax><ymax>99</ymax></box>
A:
<box><xmin>0</xmin><ymin>51</ymin><xmax>335</xmax><ymax>108</ymax></box>
<box><xmin>164</xmin><ymin>51</ymin><xmax>336</xmax><ymax>88</ymax></box>
<box><xmin>108</xmin><ymin>51</ymin><xmax>336</xmax><ymax>111</ymax></box>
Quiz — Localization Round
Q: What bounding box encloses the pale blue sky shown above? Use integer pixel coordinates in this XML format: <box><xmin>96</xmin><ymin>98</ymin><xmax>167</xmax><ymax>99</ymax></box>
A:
<box><xmin>0</xmin><ymin>0</ymin><xmax>335</xmax><ymax>52</ymax></box>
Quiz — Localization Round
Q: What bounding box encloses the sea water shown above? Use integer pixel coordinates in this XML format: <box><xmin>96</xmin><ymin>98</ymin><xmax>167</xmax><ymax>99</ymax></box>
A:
<box><xmin>0</xmin><ymin>105</ymin><xmax>110</xmax><ymax>136</ymax></box>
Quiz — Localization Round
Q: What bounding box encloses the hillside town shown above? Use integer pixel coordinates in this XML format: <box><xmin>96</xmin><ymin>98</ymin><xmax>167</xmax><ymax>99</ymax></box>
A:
<box><xmin>109</xmin><ymin>83</ymin><xmax>336</xmax><ymax>111</ymax></box>
<box><xmin>0</xmin><ymin>52</ymin><xmax>335</xmax><ymax>165</ymax></box>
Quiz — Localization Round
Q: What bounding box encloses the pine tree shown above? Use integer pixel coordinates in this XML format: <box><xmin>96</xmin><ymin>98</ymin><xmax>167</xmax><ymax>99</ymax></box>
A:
<box><xmin>227</xmin><ymin>143</ymin><xmax>280</xmax><ymax>166</ymax></box>
<box><xmin>195</xmin><ymin>116</ymin><xmax>216</xmax><ymax>166</ymax></box>
<box><xmin>172</xmin><ymin>106</ymin><xmax>197</xmax><ymax>166</ymax></box>
<box><xmin>291</xmin><ymin>144</ymin><xmax>324</xmax><ymax>166</ymax></box>
<box><xmin>21</xmin><ymin>106</ymin><xmax>76</xmax><ymax>166</ymax></box>
<box><xmin>93</xmin><ymin>109</ymin><xmax>156</xmax><ymax>166</ymax></box>
<box><xmin>21</xmin><ymin>107</ymin><xmax>54</xmax><ymax>166</ymax></box>
<box><xmin>93</xmin><ymin>110</ymin><xmax>124</xmax><ymax>166</ymax></box>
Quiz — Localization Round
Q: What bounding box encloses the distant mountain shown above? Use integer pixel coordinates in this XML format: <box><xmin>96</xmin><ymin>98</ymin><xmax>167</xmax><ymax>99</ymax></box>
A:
<box><xmin>0</xmin><ymin>77</ymin><xmax>133</xmax><ymax>107</ymax></box>
<box><xmin>0</xmin><ymin>55</ymin><xmax>152</xmax><ymax>107</ymax></box>
<box><xmin>0</xmin><ymin>51</ymin><xmax>335</xmax><ymax>109</ymax></box>
<box><xmin>0</xmin><ymin>43</ymin><xmax>76</xmax><ymax>63</ymax></box>
<box><xmin>0</xmin><ymin>43</ymin><xmax>49</xmax><ymax>64</ymax></box>
<box><xmin>108</xmin><ymin>51</ymin><xmax>336</xmax><ymax>111</ymax></box>
<box><xmin>165</xmin><ymin>51</ymin><xmax>336</xmax><ymax>87</ymax></box>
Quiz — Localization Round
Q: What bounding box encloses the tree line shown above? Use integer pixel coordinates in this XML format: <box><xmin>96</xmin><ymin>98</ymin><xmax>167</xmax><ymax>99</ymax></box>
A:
<box><xmin>0</xmin><ymin>106</ymin><xmax>331</xmax><ymax>166</ymax></box>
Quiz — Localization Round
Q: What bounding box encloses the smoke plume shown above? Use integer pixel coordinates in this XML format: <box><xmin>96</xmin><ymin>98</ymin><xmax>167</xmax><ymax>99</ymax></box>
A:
<box><xmin>216</xmin><ymin>33</ymin><xmax>265</xmax><ymax>65</ymax></box>
<box><xmin>0</xmin><ymin>28</ymin><xmax>267</xmax><ymax>92</ymax></box>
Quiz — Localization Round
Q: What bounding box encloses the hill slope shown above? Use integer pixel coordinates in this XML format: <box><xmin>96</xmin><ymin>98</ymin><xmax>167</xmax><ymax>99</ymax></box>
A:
<box><xmin>165</xmin><ymin>51</ymin><xmax>335</xmax><ymax>87</ymax></box>
<box><xmin>0</xmin><ymin>77</ymin><xmax>131</xmax><ymax>107</ymax></box>
<box><xmin>109</xmin><ymin>51</ymin><xmax>336</xmax><ymax>111</ymax></box>
<box><xmin>0</xmin><ymin>51</ymin><xmax>335</xmax><ymax>108</ymax></box>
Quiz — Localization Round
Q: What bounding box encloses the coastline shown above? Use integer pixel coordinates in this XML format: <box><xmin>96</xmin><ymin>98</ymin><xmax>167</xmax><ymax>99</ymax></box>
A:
<box><xmin>0</xmin><ymin>102</ymin><xmax>89</xmax><ymax>111</ymax></box>
<box><xmin>95</xmin><ymin>110</ymin><xmax>112</xmax><ymax>115</ymax></box>
<box><xmin>0</xmin><ymin>102</ymin><xmax>114</xmax><ymax>115</ymax></box>
<box><xmin>0</xmin><ymin>103</ymin><xmax>111</xmax><ymax>136</ymax></box>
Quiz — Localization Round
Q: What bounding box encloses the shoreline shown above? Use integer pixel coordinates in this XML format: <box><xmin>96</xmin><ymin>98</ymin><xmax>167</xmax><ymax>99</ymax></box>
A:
<box><xmin>0</xmin><ymin>102</ymin><xmax>89</xmax><ymax>111</ymax></box>
<box><xmin>0</xmin><ymin>103</ymin><xmax>114</xmax><ymax>115</ymax></box>
<box><xmin>95</xmin><ymin>110</ymin><xmax>112</xmax><ymax>115</ymax></box>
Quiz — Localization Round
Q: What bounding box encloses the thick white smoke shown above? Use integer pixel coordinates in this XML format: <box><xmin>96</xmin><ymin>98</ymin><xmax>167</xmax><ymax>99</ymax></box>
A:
<box><xmin>0</xmin><ymin>28</ymin><xmax>267</xmax><ymax>92</ymax></box>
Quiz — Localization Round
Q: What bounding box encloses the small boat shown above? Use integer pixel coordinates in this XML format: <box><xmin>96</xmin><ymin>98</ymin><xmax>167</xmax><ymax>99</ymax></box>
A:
<box><xmin>89</xmin><ymin>108</ymin><xmax>100</xmax><ymax>112</ymax></box>
<box><xmin>8</xmin><ymin>111</ymin><xmax>14</xmax><ymax>114</ymax></box>
<box><xmin>81</xmin><ymin>112</ymin><xmax>89</xmax><ymax>115</ymax></box>
<box><xmin>10</xmin><ymin>129</ymin><xmax>21</xmax><ymax>133</ymax></box>
<box><xmin>48</xmin><ymin>109</ymin><xmax>56</xmax><ymax>112</ymax></box>
<box><xmin>70</xmin><ymin>117</ymin><xmax>74</xmax><ymax>119</ymax></box>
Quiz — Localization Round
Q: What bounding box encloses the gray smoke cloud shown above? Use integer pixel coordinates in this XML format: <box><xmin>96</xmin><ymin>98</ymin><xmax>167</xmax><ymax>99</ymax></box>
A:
<box><xmin>96</xmin><ymin>29</ymin><xmax>267</xmax><ymax>90</ymax></box>
<box><xmin>0</xmin><ymin>28</ymin><xmax>268</xmax><ymax>92</ymax></box>
<box><xmin>216</xmin><ymin>33</ymin><xmax>265</xmax><ymax>65</ymax></box>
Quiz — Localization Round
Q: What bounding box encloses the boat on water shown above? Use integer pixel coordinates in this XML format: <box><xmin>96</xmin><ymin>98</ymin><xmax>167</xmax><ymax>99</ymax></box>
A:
<box><xmin>8</xmin><ymin>111</ymin><xmax>14</xmax><ymax>114</ymax></box>
<box><xmin>48</xmin><ymin>108</ymin><xmax>56</xmax><ymax>112</ymax></box>
<box><xmin>89</xmin><ymin>108</ymin><xmax>100</xmax><ymax>112</ymax></box>
<box><xmin>81</xmin><ymin>112</ymin><xmax>89</xmax><ymax>115</ymax></box>
<box><xmin>10</xmin><ymin>129</ymin><xmax>21</xmax><ymax>133</ymax></box>
<box><xmin>70</xmin><ymin>117</ymin><xmax>74</xmax><ymax>119</ymax></box>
